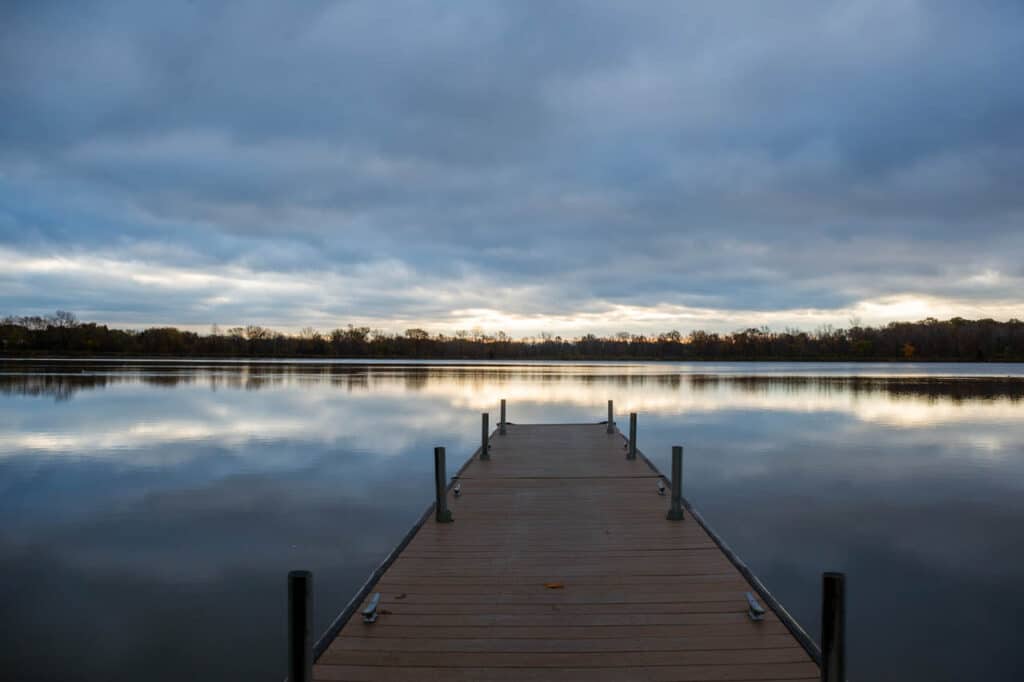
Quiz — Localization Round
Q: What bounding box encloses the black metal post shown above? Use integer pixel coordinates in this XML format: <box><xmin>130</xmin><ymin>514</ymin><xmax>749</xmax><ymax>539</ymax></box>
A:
<box><xmin>666</xmin><ymin>446</ymin><xmax>684</xmax><ymax>520</ymax></box>
<box><xmin>480</xmin><ymin>413</ymin><xmax>490</xmax><ymax>460</ymax></box>
<box><xmin>434</xmin><ymin>446</ymin><xmax>453</xmax><ymax>522</ymax></box>
<box><xmin>821</xmin><ymin>572</ymin><xmax>846</xmax><ymax>682</ymax></box>
<box><xmin>628</xmin><ymin>412</ymin><xmax>637</xmax><ymax>460</ymax></box>
<box><xmin>606</xmin><ymin>400</ymin><xmax>614</xmax><ymax>433</ymax></box>
<box><xmin>287</xmin><ymin>570</ymin><xmax>312</xmax><ymax>682</ymax></box>
<box><xmin>499</xmin><ymin>399</ymin><xmax>507</xmax><ymax>435</ymax></box>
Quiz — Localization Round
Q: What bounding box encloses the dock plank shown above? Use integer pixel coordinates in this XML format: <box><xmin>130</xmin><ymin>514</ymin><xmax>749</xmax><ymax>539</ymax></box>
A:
<box><xmin>314</xmin><ymin>423</ymin><xmax>817</xmax><ymax>681</ymax></box>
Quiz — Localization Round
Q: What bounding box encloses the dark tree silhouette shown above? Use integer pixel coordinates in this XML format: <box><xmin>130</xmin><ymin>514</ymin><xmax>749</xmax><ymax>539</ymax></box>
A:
<box><xmin>2</xmin><ymin>312</ymin><xmax>1023</xmax><ymax>361</ymax></box>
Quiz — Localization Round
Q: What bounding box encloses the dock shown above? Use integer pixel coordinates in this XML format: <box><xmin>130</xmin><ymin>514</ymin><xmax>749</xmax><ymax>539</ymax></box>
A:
<box><xmin>287</xmin><ymin>406</ymin><xmax>843</xmax><ymax>681</ymax></box>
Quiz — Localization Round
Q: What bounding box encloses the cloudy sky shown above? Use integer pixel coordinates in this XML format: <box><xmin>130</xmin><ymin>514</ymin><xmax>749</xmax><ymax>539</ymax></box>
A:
<box><xmin>2</xmin><ymin>1</ymin><xmax>1023</xmax><ymax>336</ymax></box>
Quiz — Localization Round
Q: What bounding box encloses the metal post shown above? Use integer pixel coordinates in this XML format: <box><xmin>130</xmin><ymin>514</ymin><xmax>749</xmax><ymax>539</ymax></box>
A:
<box><xmin>666</xmin><ymin>446</ymin><xmax>684</xmax><ymax>520</ymax></box>
<box><xmin>628</xmin><ymin>412</ymin><xmax>637</xmax><ymax>460</ymax></box>
<box><xmin>287</xmin><ymin>570</ymin><xmax>312</xmax><ymax>682</ymax></box>
<box><xmin>480</xmin><ymin>413</ymin><xmax>490</xmax><ymax>460</ymax></box>
<box><xmin>499</xmin><ymin>399</ymin><xmax>507</xmax><ymax>435</ymax></box>
<box><xmin>606</xmin><ymin>400</ymin><xmax>614</xmax><ymax>433</ymax></box>
<box><xmin>821</xmin><ymin>572</ymin><xmax>846</xmax><ymax>682</ymax></box>
<box><xmin>434</xmin><ymin>446</ymin><xmax>453</xmax><ymax>522</ymax></box>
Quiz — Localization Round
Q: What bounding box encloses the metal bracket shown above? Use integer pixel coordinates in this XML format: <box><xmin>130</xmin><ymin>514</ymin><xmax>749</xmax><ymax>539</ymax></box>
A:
<box><xmin>361</xmin><ymin>592</ymin><xmax>381</xmax><ymax>624</ymax></box>
<box><xmin>746</xmin><ymin>591</ymin><xmax>766</xmax><ymax>621</ymax></box>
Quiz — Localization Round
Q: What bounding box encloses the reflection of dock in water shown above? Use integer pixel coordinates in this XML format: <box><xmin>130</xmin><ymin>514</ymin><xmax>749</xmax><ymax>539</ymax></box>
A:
<box><xmin>287</xmin><ymin>403</ymin><xmax>844</xmax><ymax>681</ymax></box>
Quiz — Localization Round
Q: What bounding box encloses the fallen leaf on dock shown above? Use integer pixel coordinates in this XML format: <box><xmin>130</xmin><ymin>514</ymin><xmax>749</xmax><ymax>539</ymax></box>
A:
<box><xmin>395</xmin><ymin>593</ymin><xmax>407</xmax><ymax>599</ymax></box>
<box><xmin>544</xmin><ymin>582</ymin><xmax>565</xmax><ymax>589</ymax></box>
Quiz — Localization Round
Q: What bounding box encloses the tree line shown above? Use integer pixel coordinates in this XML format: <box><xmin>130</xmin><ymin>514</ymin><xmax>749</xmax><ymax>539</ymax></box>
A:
<box><xmin>2</xmin><ymin>311</ymin><xmax>1023</xmax><ymax>361</ymax></box>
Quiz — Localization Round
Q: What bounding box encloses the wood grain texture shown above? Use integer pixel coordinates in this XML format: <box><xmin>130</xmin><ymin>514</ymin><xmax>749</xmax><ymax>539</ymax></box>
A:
<box><xmin>315</xmin><ymin>423</ymin><xmax>817</xmax><ymax>681</ymax></box>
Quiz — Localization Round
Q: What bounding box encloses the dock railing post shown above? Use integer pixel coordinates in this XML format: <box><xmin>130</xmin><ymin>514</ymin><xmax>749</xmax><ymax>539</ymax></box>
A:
<box><xmin>607</xmin><ymin>400</ymin><xmax>614</xmax><ymax>433</ymax></box>
<box><xmin>628</xmin><ymin>412</ymin><xmax>637</xmax><ymax>460</ymax></box>
<box><xmin>666</xmin><ymin>446</ymin><xmax>684</xmax><ymax>520</ymax></box>
<box><xmin>499</xmin><ymin>399</ymin><xmax>507</xmax><ymax>435</ymax></box>
<box><xmin>287</xmin><ymin>570</ymin><xmax>312</xmax><ymax>682</ymax></box>
<box><xmin>821</xmin><ymin>572</ymin><xmax>846</xmax><ymax>682</ymax></box>
<box><xmin>480</xmin><ymin>413</ymin><xmax>490</xmax><ymax>460</ymax></box>
<box><xmin>434</xmin><ymin>446</ymin><xmax>453</xmax><ymax>522</ymax></box>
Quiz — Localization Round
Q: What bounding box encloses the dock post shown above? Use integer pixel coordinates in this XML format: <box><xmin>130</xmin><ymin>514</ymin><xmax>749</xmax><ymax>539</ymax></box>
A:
<box><xmin>607</xmin><ymin>400</ymin><xmax>614</xmax><ymax>433</ymax></box>
<box><xmin>434</xmin><ymin>446</ymin><xmax>453</xmax><ymax>522</ymax></box>
<box><xmin>628</xmin><ymin>412</ymin><xmax>637</xmax><ymax>460</ymax></box>
<box><xmin>821</xmin><ymin>572</ymin><xmax>846</xmax><ymax>682</ymax></box>
<box><xmin>666</xmin><ymin>446</ymin><xmax>684</xmax><ymax>520</ymax></box>
<box><xmin>481</xmin><ymin>413</ymin><xmax>490</xmax><ymax>460</ymax></box>
<box><xmin>287</xmin><ymin>570</ymin><xmax>312</xmax><ymax>682</ymax></box>
<box><xmin>499</xmin><ymin>399</ymin><xmax>507</xmax><ymax>435</ymax></box>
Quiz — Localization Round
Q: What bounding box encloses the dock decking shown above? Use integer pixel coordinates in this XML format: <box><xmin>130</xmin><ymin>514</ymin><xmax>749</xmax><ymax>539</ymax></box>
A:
<box><xmin>313</xmin><ymin>422</ymin><xmax>820</xmax><ymax>681</ymax></box>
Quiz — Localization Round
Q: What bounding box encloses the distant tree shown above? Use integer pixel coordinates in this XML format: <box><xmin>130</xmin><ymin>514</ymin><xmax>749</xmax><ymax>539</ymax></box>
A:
<box><xmin>245</xmin><ymin>325</ymin><xmax>272</xmax><ymax>340</ymax></box>
<box><xmin>52</xmin><ymin>310</ymin><xmax>78</xmax><ymax>328</ymax></box>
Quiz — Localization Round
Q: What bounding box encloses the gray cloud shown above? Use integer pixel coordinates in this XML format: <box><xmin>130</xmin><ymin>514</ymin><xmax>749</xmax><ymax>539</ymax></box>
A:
<box><xmin>2</xmin><ymin>1</ymin><xmax>1023</xmax><ymax>333</ymax></box>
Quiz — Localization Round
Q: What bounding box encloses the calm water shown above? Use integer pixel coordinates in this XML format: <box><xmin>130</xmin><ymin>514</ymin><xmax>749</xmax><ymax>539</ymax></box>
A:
<box><xmin>1</xmin><ymin>360</ymin><xmax>1023</xmax><ymax>681</ymax></box>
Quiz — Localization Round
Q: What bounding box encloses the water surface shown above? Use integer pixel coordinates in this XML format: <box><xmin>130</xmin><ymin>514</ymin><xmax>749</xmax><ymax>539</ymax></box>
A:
<box><xmin>1</xmin><ymin>360</ymin><xmax>1022</xmax><ymax>681</ymax></box>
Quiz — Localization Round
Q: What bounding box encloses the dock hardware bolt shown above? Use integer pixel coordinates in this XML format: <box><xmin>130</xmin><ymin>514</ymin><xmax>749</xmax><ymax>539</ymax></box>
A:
<box><xmin>746</xmin><ymin>592</ymin><xmax>766</xmax><ymax>621</ymax></box>
<box><xmin>361</xmin><ymin>592</ymin><xmax>381</xmax><ymax>624</ymax></box>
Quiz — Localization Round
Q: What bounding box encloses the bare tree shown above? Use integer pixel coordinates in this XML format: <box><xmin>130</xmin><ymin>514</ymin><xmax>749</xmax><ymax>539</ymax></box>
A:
<box><xmin>52</xmin><ymin>310</ymin><xmax>78</xmax><ymax>328</ymax></box>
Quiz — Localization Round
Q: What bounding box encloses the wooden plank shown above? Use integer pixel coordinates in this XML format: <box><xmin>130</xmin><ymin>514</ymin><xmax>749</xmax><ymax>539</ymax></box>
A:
<box><xmin>313</xmin><ymin>423</ymin><xmax>817</xmax><ymax>681</ymax></box>
<box><xmin>326</xmin><ymin>634</ymin><xmax>805</xmax><ymax>653</ymax></box>
<box><xmin>348</xmin><ymin>602</ymin><xmax>758</xmax><ymax>615</ymax></box>
<box><xmin>338</xmin><ymin>623</ymin><xmax>794</xmax><ymax>639</ymax></box>
<box><xmin>341</xmin><ymin>612</ymin><xmax>784</xmax><ymax>628</ymax></box>
<box><xmin>318</xmin><ymin>648</ymin><xmax>814</xmax><ymax>666</ymax></box>
<box><xmin>314</xmin><ymin>663</ymin><xmax>819</xmax><ymax>681</ymax></box>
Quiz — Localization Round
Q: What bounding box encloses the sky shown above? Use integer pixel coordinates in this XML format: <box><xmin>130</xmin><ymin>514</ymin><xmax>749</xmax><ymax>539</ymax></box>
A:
<box><xmin>2</xmin><ymin>1</ymin><xmax>1023</xmax><ymax>337</ymax></box>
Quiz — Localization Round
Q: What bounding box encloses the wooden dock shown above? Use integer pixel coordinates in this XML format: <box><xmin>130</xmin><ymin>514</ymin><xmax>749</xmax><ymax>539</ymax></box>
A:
<box><xmin>300</xmin><ymin>419</ymin><xmax>827</xmax><ymax>681</ymax></box>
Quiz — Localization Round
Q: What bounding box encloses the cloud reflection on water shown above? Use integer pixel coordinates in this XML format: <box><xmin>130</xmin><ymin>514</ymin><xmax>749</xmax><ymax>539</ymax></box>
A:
<box><xmin>2</xmin><ymin>363</ymin><xmax>1023</xmax><ymax>459</ymax></box>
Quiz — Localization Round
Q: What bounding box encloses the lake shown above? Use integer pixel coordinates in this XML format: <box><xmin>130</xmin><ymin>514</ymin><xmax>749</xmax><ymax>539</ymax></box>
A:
<box><xmin>1</xmin><ymin>359</ymin><xmax>1022</xmax><ymax>681</ymax></box>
